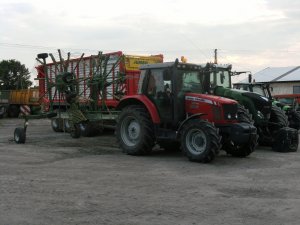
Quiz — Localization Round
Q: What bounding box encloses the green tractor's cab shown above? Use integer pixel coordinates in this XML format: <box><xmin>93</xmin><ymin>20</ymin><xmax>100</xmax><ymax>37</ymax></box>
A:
<box><xmin>202</xmin><ymin>63</ymin><xmax>298</xmax><ymax>152</ymax></box>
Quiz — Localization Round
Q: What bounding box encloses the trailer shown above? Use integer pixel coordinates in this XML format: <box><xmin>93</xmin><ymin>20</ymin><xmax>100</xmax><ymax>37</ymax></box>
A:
<box><xmin>0</xmin><ymin>88</ymin><xmax>40</xmax><ymax>118</ymax></box>
<box><xmin>13</xmin><ymin>50</ymin><xmax>163</xmax><ymax>142</ymax></box>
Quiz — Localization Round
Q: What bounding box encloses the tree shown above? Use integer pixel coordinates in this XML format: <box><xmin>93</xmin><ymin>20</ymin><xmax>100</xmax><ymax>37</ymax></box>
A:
<box><xmin>0</xmin><ymin>59</ymin><xmax>32</xmax><ymax>90</ymax></box>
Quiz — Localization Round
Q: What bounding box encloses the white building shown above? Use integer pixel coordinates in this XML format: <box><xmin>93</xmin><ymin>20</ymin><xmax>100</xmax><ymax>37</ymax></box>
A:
<box><xmin>239</xmin><ymin>66</ymin><xmax>300</xmax><ymax>95</ymax></box>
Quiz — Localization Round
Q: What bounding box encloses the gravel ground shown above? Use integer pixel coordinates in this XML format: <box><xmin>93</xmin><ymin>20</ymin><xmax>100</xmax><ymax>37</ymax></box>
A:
<box><xmin>0</xmin><ymin>118</ymin><xmax>300</xmax><ymax>225</ymax></box>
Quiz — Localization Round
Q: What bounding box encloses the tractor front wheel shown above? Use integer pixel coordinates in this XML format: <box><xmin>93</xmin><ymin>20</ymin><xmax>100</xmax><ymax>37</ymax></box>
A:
<box><xmin>181</xmin><ymin>120</ymin><xmax>221</xmax><ymax>163</ymax></box>
<box><xmin>116</xmin><ymin>105</ymin><xmax>155</xmax><ymax>155</ymax></box>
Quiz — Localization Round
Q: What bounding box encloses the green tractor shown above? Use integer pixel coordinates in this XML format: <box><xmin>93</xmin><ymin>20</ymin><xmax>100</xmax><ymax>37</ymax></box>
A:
<box><xmin>201</xmin><ymin>63</ymin><xmax>298</xmax><ymax>152</ymax></box>
<box><xmin>233</xmin><ymin>80</ymin><xmax>300</xmax><ymax>131</ymax></box>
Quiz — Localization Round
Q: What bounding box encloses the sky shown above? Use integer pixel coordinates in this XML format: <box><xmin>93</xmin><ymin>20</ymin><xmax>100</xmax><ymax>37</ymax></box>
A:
<box><xmin>1</xmin><ymin>0</ymin><xmax>300</xmax><ymax>84</ymax></box>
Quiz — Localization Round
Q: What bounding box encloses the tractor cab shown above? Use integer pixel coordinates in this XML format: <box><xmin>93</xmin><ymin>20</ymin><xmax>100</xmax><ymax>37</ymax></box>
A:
<box><xmin>138</xmin><ymin>60</ymin><xmax>205</xmax><ymax>127</ymax></box>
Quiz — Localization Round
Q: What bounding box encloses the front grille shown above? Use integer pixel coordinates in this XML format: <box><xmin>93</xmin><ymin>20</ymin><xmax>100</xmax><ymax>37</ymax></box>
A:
<box><xmin>223</xmin><ymin>104</ymin><xmax>238</xmax><ymax>120</ymax></box>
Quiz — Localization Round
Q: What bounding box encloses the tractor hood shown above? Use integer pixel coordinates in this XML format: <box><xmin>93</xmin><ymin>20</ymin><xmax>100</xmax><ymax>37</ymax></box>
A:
<box><xmin>185</xmin><ymin>93</ymin><xmax>237</xmax><ymax>106</ymax></box>
<box><xmin>241</xmin><ymin>92</ymin><xmax>270</xmax><ymax>104</ymax></box>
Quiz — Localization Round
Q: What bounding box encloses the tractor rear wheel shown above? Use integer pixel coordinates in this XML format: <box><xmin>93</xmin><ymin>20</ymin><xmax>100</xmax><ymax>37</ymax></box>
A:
<box><xmin>181</xmin><ymin>120</ymin><xmax>221</xmax><ymax>163</ymax></box>
<box><xmin>116</xmin><ymin>105</ymin><xmax>155</xmax><ymax>155</ymax></box>
<box><xmin>270</xmin><ymin>106</ymin><xmax>289</xmax><ymax>128</ymax></box>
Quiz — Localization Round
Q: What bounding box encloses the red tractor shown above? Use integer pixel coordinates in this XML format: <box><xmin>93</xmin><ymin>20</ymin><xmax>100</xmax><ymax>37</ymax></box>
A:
<box><xmin>115</xmin><ymin>60</ymin><xmax>258</xmax><ymax>162</ymax></box>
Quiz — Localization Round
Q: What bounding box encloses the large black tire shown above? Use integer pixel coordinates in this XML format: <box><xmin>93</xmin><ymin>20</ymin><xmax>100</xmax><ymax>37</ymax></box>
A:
<box><xmin>269</xmin><ymin>106</ymin><xmax>289</xmax><ymax>128</ymax></box>
<box><xmin>259</xmin><ymin>106</ymin><xmax>289</xmax><ymax>146</ymax></box>
<box><xmin>79</xmin><ymin>122</ymin><xmax>95</xmax><ymax>137</ymax></box>
<box><xmin>14</xmin><ymin>127</ymin><xmax>26</xmax><ymax>144</ymax></box>
<box><xmin>70</xmin><ymin>124</ymin><xmax>81</xmax><ymax>139</ymax></box>
<box><xmin>287</xmin><ymin>110</ymin><xmax>300</xmax><ymax>130</ymax></box>
<box><xmin>64</xmin><ymin>119</ymin><xmax>71</xmax><ymax>132</ymax></box>
<box><xmin>272</xmin><ymin>127</ymin><xmax>299</xmax><ymax>152</ymax></box>
<box><xmin>116</xmin><ymin>105</ymin><xmax>155</xmax><ymax>155</ymax></box>
<box><xmin>237</xmin><ymin>104</ymin><xmax>253</xmax><ymax>124</ymax></box>
<box><xmin>181</xmin><ymin>120</ymin><xmax>221</xmax><ymax>163</ymax></box>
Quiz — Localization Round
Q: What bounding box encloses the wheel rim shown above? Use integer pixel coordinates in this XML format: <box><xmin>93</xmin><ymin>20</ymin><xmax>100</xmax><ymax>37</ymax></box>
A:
<box><xmin>185</xmin><ymin>128</ymin><xmax>207</xmax><ymax>155</ymax></box>
<box><xmin>121</xmin><ymin>116</ymin><xmax>141</xmax><ymax>147</ymax></box>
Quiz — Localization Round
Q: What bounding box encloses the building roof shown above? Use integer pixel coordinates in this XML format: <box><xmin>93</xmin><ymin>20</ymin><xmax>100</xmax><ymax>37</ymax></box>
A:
<box><xmin>250</xmin><ymin>66</ymin><xmax>300</xmax><ymax>83</ymax></box>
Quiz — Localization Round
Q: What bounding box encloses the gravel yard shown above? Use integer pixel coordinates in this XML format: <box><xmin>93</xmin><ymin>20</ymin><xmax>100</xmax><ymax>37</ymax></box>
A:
<box><xmin>0</xmin><ymin>118</ymin><xmax>299</xmax><ymax>225</ymax></box>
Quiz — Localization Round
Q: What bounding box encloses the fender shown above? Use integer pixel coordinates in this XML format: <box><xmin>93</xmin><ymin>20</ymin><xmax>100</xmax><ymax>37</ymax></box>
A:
<box><xmin>176</xmin><ymin>113</ymin><xmax>206</xmax><ymax>138</ymax></box>
<box><xmin>117</xmin><ymin>95</ymin><xmax>161</xmax><ymax>124</ymax></box>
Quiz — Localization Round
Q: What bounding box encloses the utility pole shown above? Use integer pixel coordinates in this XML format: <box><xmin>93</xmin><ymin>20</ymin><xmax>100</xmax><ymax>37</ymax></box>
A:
<box><xmin>214</xmin><ymin>49</ymin><xmax>218</xmax><ymax>64</ymax></box>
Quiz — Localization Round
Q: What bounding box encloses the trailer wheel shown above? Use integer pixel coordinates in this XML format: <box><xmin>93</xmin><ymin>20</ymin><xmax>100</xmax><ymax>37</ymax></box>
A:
<box><xmin>272</xmin><ymin>127</ymin><xmax>299</xmax><ymax>152</ymax></box>
<box><xmin>0</xmin><ymin>106</ymin><xmax>6</xmax><ymax>119</ymax></box>
<box><xmin>14</xmin><ymin>127</ymin><xmax>26</xmax><ymax>144</ymax></box>
<box><xmin>70</xmin><ymin>124</ymin><xmax>81</xmax><ymax>138</ymax></box>
<box><xmin>51</xmin><ymin>118</ymin><xmax>63</xmax><ymax>132</ymax></box>
<box><xmin>64</xmin><ymin>119</ymin><xmax>71</xmax><ymax>132</ymax></box>
<box><xmin>116</xmin><ymin>105</ymin><xmax>155</xmax><ymax>155</ymax></box>
<box><xmin>181</xmin><ymin>120</ymin><xmax>221</xmax><ymax>163</ymax></box>
<box><xmin>80</xmin><ymin>122</ymin><xmax>95</xmax><ymax>137</ymax></box>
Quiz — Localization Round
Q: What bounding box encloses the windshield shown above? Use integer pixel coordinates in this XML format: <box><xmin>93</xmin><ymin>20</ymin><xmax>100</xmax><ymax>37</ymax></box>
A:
<box><xmin>253</xmin><ymin>86</ymin><xmax>266</xmax><ymax>96</ymax></box>
<box><xmin>177</xmin><ymin>69</ymin><xmax>203</xmax><ymax>94</ymax></box>
<box><xmin>210</xmin><ymin>69</ymin><xmax>230</xmax><ymax>88</ymax></box>
<box><xmin>278</xmin><ymin>98</ymin><xmax>293</xmax><ymax>105</ymax></box>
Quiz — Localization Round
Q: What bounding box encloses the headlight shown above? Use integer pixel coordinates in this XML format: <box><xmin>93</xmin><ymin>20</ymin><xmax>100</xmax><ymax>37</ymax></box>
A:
<box><xmin>227</xmin><ymin>114</ymin><xmax>232</xmax><ymax>119</ymax></box>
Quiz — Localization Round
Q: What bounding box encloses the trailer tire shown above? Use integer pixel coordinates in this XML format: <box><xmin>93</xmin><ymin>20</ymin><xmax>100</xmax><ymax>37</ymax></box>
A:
<box><xmin>64</xmin><ymin>119</ymin><xmax>71</xmax><ymax>132</ymax></box>
<box><xmin>181</xmin><ymin>120</ymin><xmax>221</xmax><ymax>163</ymax></box>
<box><xmin>14</xmin><ymin>127</ymin><xmax>26</xmax><ymax>144</ymax></box>
<box><xmin>70</xmin><ymin>124</ymin><xmax>81</xmax><ymax>138</ymax></box>
<box><xmin>116</xmin><ymin>105</ymin><xmax>155</xmax><ymax>155</ymax></box>
<box><xmin>0</xmin><ymin>106</ymin><xmax>6</xmax><ymax>119</ymax></box>
<box><xmin>80</xmin><ymin>122</ymin><xmax>95</xmax><ymax>137</ymax></box>
<box><xmin>51</xmin><ymin>118</ymin><xmax>63</xmax><ymax>132</ymax></box>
